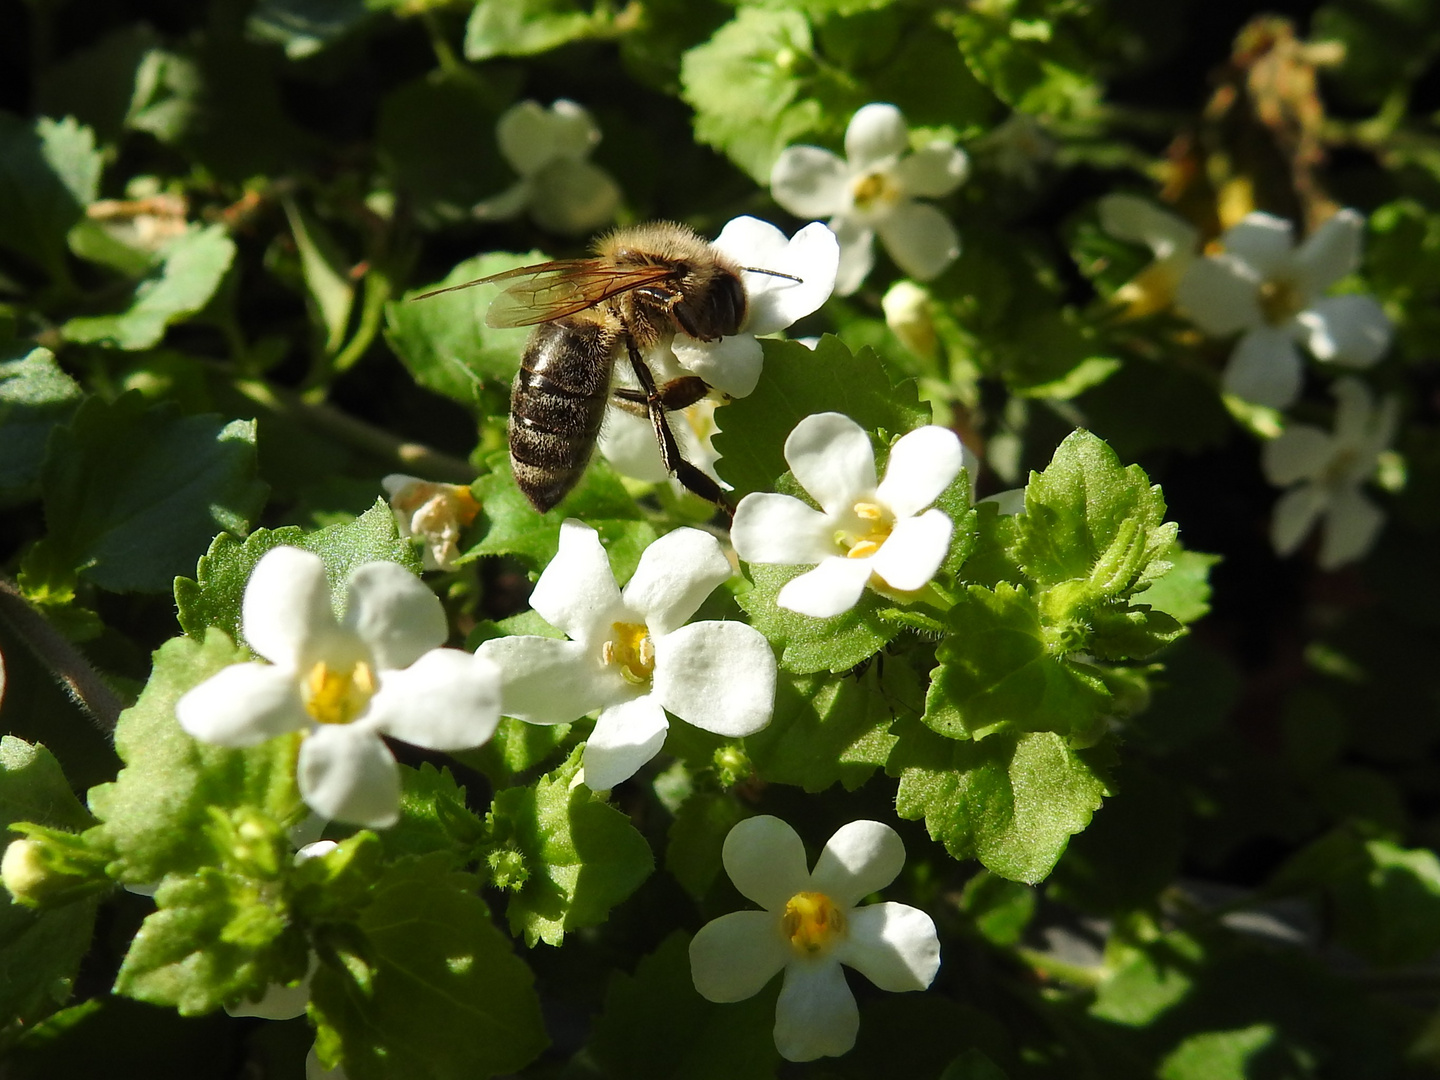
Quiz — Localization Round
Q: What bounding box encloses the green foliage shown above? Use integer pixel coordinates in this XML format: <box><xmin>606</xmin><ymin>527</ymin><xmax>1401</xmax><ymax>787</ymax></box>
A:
<box><xmin>0</xmin><ymin>347</ymin><xmax>82</xmax><ymax>506</ymax></box>
<box><xmin>0</xmin><ymin>114</ymin><xmax>102</xmax><ymax>283</ymax></box>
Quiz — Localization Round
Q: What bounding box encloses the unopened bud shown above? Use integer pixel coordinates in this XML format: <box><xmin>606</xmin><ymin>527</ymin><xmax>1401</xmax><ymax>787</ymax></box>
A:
<box><xmin>882</xmin><ymin>281</ymin><xmax>938</xmax><ymax>361</ymax></box>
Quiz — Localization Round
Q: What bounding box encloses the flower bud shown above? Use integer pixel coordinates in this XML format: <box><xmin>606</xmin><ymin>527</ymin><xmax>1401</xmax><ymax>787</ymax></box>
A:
<box><xmin>882</xmin><ymin>281</ymin><xmax>937</xmax><ymax>361</ymax></box>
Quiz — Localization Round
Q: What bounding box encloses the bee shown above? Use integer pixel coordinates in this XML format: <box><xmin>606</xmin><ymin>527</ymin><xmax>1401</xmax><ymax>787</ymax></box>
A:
<box><xmin>416</xmin><ymin>222</ymin><xmax>798</xmax><ymax>515</ymax></box>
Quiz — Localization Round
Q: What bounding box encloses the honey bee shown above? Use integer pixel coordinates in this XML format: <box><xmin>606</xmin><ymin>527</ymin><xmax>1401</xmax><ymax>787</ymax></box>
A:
<box><xmin>416</xmin><ymin>222</ymin><xmax>799</xmax><ymax>515</ymax></box>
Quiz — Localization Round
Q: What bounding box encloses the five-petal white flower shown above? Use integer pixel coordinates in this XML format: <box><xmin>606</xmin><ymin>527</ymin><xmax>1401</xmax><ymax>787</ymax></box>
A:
<box><xmin>731</xmin><ymin>413</ymin><xmax>962</xmax><ymax>618</ymax></box>
<box><xmin>475</xmin><ymin>521</ymin><xmax>777</xmax><ymax>790</ymax></box>
<box><xmin>599</xmin><ymin>216</ymin><xmax>839</xmax><ymax>485</ymax></box>
<box><xmin>473</xmin><ymin>99</ymin><xmax>621</xmax><ymax>236</ymax></box>
<box><xmin>1262</xmin><ymin>377</ymin><xmax>1398</xmax><ymax>569</ymax></box>
<box><xmin>689</xmin><ymin>816</ymin><xmax>940</xmax><ymax>1062</ymax></box>
<box><xmin>382</xmin><ymin>474</ymin><xmax>481</xmax><ymax>572</ymax></box>
<box><xmin>176</xmin><ymin>547</ymin><xmax>501</xmax><ymax>828</ymax></box>
<box><xmin>771</xmin><ymin>103</ymin><xmax>968</xmax><ymax>295</ymax></box>
<box><xmin>1097</xmin><ymin>194</ymin><xmax>1199</xmax><ymax>318</ymax></box>
<box><xmin>1175</xmin><ymin>208</ymin><xmax>1392</xmax><ymax>408</ymax></box>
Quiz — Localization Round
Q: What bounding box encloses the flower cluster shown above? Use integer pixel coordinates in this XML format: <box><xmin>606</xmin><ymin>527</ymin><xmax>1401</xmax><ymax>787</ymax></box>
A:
<box><xmin>382</xmin><ymin>474</ymin><xmax>481</xmax><ymax>571</ymax></box>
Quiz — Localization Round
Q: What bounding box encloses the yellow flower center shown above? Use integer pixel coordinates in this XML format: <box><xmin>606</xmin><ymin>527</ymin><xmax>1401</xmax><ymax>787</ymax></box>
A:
<box><xmin>303</xmin><ymin>660</ymin><xmax>376</xmax><ymax>725</ymax></box>
<box><xmin>602</xmin><ymin>621</ymin><xmax>655</xmax><ymax>685</ymax></box>
<box><xmin>837</xmin><ymin>500</ymin><xmax>894</xmax><ymax>560</ymax></box>
<box><xmin>782</xmin><ymin>891</ymin><xmax>847</xmax><ymax>954</ymax></box>
<box><xmin>1258</xmin><ymin>278</ymin><xmax>1305</xmax><ymax>326</ymax></box>
<box><xmin>851</xmin><ymin>170</ymin><xmax>901</xmax><ymax>213</ymax></box>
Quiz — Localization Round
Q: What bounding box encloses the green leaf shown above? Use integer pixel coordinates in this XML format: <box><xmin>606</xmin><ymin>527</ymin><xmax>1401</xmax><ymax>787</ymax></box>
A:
<box><xmin>956</xmin><ymin>870</ymin><xmax>1035</xmax><ymax>948</ymax></box>
<box><xmin>948</xmin><ymin>4</ymin><xmax>1102</xmax><ymax>120</ymax></box>
<box><xmin>939</xmin><ymin>1048</ymin><xmax>1012</xmax><ymax>1080</ymax></box>
<box><xmin>464</xmin><ymin>0</ymin><xmax>601</xmax><ymax>59</ymax></box>
<box><xmin>489</xmin><ymin>749</ymin><xmax>654</xmax><ymax>946</ymax></box>
<box><xmin>175</xmin><ymin>500</ymin><xmax>418</xmax><ymax>643</ymax></box>
<box><xmin>714</xmin><ymin>336</ymin><xmax>929</xmax><ymax>501</ymax></box>
<box><xmin>744</xmin><ymin>663</ymin><xmax>911</xmax><ymax>791</ymax></box>
<box><xmin>0</xmin><ymin>347</ymin><xmax>83</xmax><ymax>506</ymax></box>
<box><xmin>85</xmin><ymin>631</ymin><xmax>303</xmax><ymax>884</ymax></box>
<box><xmin>583</xmin><ymin>931</ymin><xmax>779</xmax><ymax>1080</ymax></box>
<box><xmin>666</xmin><ymin>791</ymin><xmax>746</xmax><ymax>900</ymax></box>
<box><xmin>386</xmin><ymin>251</ymin><xmax>542</xmax><ymax>407</ymax></box>
<box><xmin>281</xmin><ymin>197</ymin><xmax>354</xmax><ymax>356</ymax></box>
<box><xmin>736</xmin><ymin>562</ymin><xmax>900</xmax><ymax>674</ymax></box>
<box><xmin>0</xmin><ymin>738</ymin><xmax>99</xmax><ymax>1052</ymax></box>
<box><xmin>378</xmin><ymin>764</ymin><xmax>484</xmax><ymax>865</ymax></box>
<box><xmin>681</xmin><ymin>8</ymin><xmax>851</xmax><ymax>183</ymax></box>
<box><xmin>922</xmin><ymin>583</ymin><xmax>1111</xmax><ymax>743</ymax></box>
<box><xmin>456</xmin><ymin>716</ymin><xmax>573</xmax><ymax>789</ymax></box>
<box><xmin>34</xmin><ymin>25</ymin><xmax>163</xmax><ymax>143</ymax></box>
<box><xmin>309</xmin><ymin>854</ymin><xmax>547</xmax><ymax>1080</ymax></box>
<box><xmin>35</xmin><ymin>391</ymin><xmax>268</xmax><ymax>594</ymax></box>
<box><xmin>1158</xmin><ymin>1025</ymin><xmax>1277</xmax><ymax>1080</ymax></box>
<box><xmin>891</xmin><ymin>720</ymin><xmax>1110</xmax><ymax>883</ymax></box>
<box><xmin>63</xmin><ymin>225</ymin><xmax>236</xmax><ymax>351</ymax></box>
<box><xmin>247</xmin><ymin>0</ymin><xmax>378</xmax><ymax>59</ymax></box>
<box><xmin>0</xmin><ymin>113</ymin><xmax>102</xmax><ymax>281</ymax></box>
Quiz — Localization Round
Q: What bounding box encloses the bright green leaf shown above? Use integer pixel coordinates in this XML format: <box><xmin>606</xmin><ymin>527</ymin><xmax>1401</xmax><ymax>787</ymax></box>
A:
<box><xmin>0</xmin><ymin>113</ymin><xmax>102</xmax><ymax>282</ymax></box>
<box><xmin>666</xmin><ymin>791</ymin><xmax>746</xmax><ymax>900</ymax></box>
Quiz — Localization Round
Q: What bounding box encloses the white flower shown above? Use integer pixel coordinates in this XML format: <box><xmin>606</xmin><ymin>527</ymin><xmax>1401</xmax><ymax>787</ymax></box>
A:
<box><xmin>1175</xmin><ymin>209</ymin><xmax>1392</xmax><ymax>408</ymax></box>
<box><xmin>598</xmin><ymin>216</ymin><xmax>839</xmax><ymax>485</ymax></box>
<box><xmin>177</xmin><ymin>547</ymin><xmax>501</xmax><ymax>828</ymax></box>
<box><xmin>731</xmin><ymin>413</ymin><xmax>962</xmax><ymax>618</ymax></box>
<box><xmin>689</xmin><ymin>816</ymin><xmax>940</xmax><ymax>1062</ymax></box>
<box><xmin>1262</xmin><ymin>377</ymin><xmax>1398</xmax><ymax>569</ymax></box>
<box><xmin>475</xmin><ymin>521</ymin><xmax>776</xmax><ymax>790</ymax></box>
<box><xmin>472</xmin><ymin>100</ymin><xmax>621</xmax><ymax>236</ymax></box>
<box><xmin>381</xmin><ymin>474</ymin><xmax>481</xmax><ymax>571</ymax></box>
<box><xmin>771</xmin><ymin>103</ymin><xmax>968</xmax><ymax>294</ymax></box>
<box><xmin>1097</xmin><ymin>194</ymin><xmax>1199</xmax><ymax>318</ymax></box>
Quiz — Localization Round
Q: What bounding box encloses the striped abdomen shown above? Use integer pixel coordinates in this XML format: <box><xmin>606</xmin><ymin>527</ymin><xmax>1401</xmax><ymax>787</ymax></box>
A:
<box><xmin>509</xmin><ymin>320</ymin><xmax>615</xmax><ymax>513</ymax></box>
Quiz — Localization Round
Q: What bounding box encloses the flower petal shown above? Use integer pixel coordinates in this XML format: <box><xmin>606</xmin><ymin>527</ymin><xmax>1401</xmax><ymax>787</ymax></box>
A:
<box><xmin>776</xmin><ymin>557</ymin><xmax>874</xmax><ymax>618</ymax></box>
<box><xmin>845</xmin><ymin>103</ymin><xmax>908</xmax><ymax>169</ymax></box>
<box><xmin>731</xmin><ymin>492</ymin><xmax>836</xmax><ymax>565</ymax></box>
<box><xmin>176</xmin><ymin>663</ymin><xmax>309</xmax><ymax>746</ymax></box>
<box><xmin>497</xmin><ymin>99</ymin><xmax>598</xmax><ymax>176</ymax></box>
<box><xmin>344</xmin><ymin>560</ymin><xmax>448</xmax><ymax>671</ymax></box>
<box><xmin>472</xmin><ymin>180</ymin><xmax>533</xmax><ymax>223</ymax></box>
<box><xmin>895</xmin><ymin>144</ymin><xmax>968</xmax><ymax>198</ymax></box>
<box><xmin>770</xmin><ymin>146</ymin><xmax>851</xmax><ymax>219</ymax></box>
<box><xmin>621</xmin><ymin>527</ymin><xmax>732</xmax><ymax>635</ymax></box>
<box><xmin>1261</xmin><ymin>425</ymin><xmax>1333</xmax><ymax>487</ymax></box>
<box><xmin>475</xmin><ymin>635</ymin><xmax>624</xmax><ymax>725</ymax></box>
<box><xmin>582</xmin><ymin>696</ymin><xmax>669</xmax><ymax>789</ymax></box>
<box><xmin>243</xmin><ymin>546</ymin><xmax>335</xmax><ymax>667</ymax></box>
<box><xmin>830</xmin><ymin>216</ymin><xmax>875</xmax><ymax>296</ymax></box>
<box><xmin>875</xmin><ymin>201</ymin><xmax>959</xmax><ymax>281</ymax></box>
<box><xmin>598</xmin><ymin>408</ymin><xmax>670</xmax><ymax>482</ymax></box>
<box><xmin>672</xmin><ymin>333</ymin><xmax>764</xmax><ymax>398</ymax></box>
<box><xmin>528</xmin><ymin>159</ymin><xmax>621</xmax><ymax>235</ymax></box>
<box><xmin>1098</xmin><ymin>194</ymin><xmax>1198</xmax><ymax>260</ymax></box>
<box><xmin>297</xmin><ymin>725</ymin><xmax>401</xmax><ymax>829</ymax></box>
<box><xmin>1175</xmin><ymin>256</ymin><xmax>1264</xmax><ymax>336</ymax></box>
<box><xmin>837</xmin><ymin>902</ymin><xmax>940</xmax><ymax>991</ymax></box>
<box><xmin>1293</xmin><ymin>208</ymin><xmax>1363</xmax><ymax>295</ymax></box>
<box><xmin>653</xmin><ymin>620</ymin><xmax>776</xmax><ymax>736</ymax></box>
<box><xmin>529</xmin><ymin>519</ymin><xmax>623</xmax><ymax>644</ymax></box>
<box><xmin>775</xmin><ymin>960</ymin><xmax>858</xmax><ymax>1062</ymax></box>
<box><xmin>869</xmin><ymin>509</ymin><xmax>952</xmax><ymax>592</ymax></box>
<box><xmin>1222</xmin><ymin>327</ymin><xmax>1304</xmax><ymax>409</ymax></box>
<box><xmin>1318</xmin><ymin>487</ymin><xmax>1384</xmax><ymax>569</ymax></box>
<box><xmin>809</xmin><ymin>820</ymin><xmax>906</xmax><ymax>907</ymax></box>
<box><xmin>1219</xmin><ymin>213</ymin><xmax>1295</xmax><ymax>279</ymax></box>
<box><xmin>689</xmin><ymin>910</ymin><xmax>790</xmax><ymax>1002</ymax></box>
<box><xmin>875</xmin><ymin>425</ymin><xmax>963</xmax><ymax>517</ymax></box>
<box><xmin>785</xmin><ymin>412</ymin><xmax>876</xmax><ymax>515</ymax></box>
<box><xmin>723</xmin><ymin>815</ymin><xmax>812</xmax><ymax>910</ymax></box>
<box><xmin>1271</xmin><ymin>482</ymin><xmax>1327</xmax><ymax>556</ymax></box>
<box><xmin>368</xmin><ymin>648</ymin><xmax>501</xmax><ymax>751</ymax></box>
<box><xmin>1297</xmin><ymin>295</ymin><xmax>1391</xmax><ymax>367</ymax></box>
<box><xmin>728</xmin><ymin>221</ymin><xmax>840</xmax><ymax>336</ymax></box>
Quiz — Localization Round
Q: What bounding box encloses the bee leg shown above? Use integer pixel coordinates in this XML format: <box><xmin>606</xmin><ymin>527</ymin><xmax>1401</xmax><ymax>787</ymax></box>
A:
<box><xmin>622</xmin><ymin>338</ymin><xmax>733</xmax><ymax>518</ymax></box>
<box><xmin>612</xmin><ymin>376</ymin><xmax>711</xmax><ymax>413</ymax></box>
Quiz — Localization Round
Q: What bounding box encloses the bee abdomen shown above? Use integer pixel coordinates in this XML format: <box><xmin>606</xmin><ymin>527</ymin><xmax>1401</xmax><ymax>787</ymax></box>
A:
<box><xmin>509</xmin><ymin>321</ymin><xmax>613</xmax><ymax>513</ymax></box>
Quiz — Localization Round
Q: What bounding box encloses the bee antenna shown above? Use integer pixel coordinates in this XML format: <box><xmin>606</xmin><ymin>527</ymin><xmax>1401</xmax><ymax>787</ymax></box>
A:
<box><xmin>742</xmin><ymin>267</ymin><xmax>804</xmax><ymax>283</ymax></box>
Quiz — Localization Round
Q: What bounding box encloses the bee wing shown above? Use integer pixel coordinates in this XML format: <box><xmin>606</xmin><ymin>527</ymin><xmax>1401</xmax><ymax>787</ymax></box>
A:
<box><xmin>484</xmin><ymin>261</ymin><xmax>679</xmax><ymax>328</ymax></box>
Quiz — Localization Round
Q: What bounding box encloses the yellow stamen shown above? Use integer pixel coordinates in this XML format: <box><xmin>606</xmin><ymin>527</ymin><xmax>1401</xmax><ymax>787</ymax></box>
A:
<box><xmin>1258</xmin><ymin>278</ymin><xmax>1305</xmax><ymax>326</ymax></box>
<box><xmin>602</xmin><ymin>622</ymin><xmax>655</xmax><ymax>685</ymax></box>
<box><xmin>851</xmin><ymin>170</ymin><xmax>900</xmax><ymax>212</ymax></box>
<box><xmin>838</xmin><ymin>500</ymin><xmax>894</xmax><ymax>559</ymax></box>
<box><xmin>782</xmin><ymin>891</ymin><xmax>847</xmax><ymax>954</ymax></box>
<box><xmin>303</xmin><ymin>660</ymin><xmax>376</xmax><ymax>725</ymax></box>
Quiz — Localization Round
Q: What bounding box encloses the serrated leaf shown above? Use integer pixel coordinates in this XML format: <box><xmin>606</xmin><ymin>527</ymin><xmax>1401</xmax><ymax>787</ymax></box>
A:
<box><xmin>584</xmin><ymin>931</ymin><xmax>779</xmax><ymax>1080</ymax></box>
<box><xmin>713</xmin><ymin>336</ymin><xmax>928</xmax><ymax>500</ymax></box>
<box><xmin>174</xmin><ymin>500</ymin><xmax>417</xmax><ymax>643</ymax></box>
<box><xmin>735</xmin><ymin>562</ymin><xmax>899</xmax><ymax>674</ymax></box>
<box><xmin>0</xmin><ymin>347</ymin><xmax>83</xmax><ymax>506</ymax></box>
<box><xmin>85</xmin><ymin>631</ymin><xmax>303</xmax><ymax>884</ymax></box>
<box><xmin>0</xmin><ymin>113</ymin><xmax>102</xmax><ymax>281</ymax></box>
<box><xmin>922</xmin><ymin>583</ymin><xmax>1110</xmax><ymax>743</ymax></box>
<box><xmin>489</xmin><ymin>750</ymin><xmax>653</xmax><ymax>946</ymax></box>
<box><xmin>464</xmin><ymin>0</ymin><xmax>600</xmax><ymax>59</ymax></box>
<box><xmin>455</xmin><ymin>716</ymin><xmax>572</xmax><ymax>789</ymax></box>
<box><xmin>950</xmin><ymin>6</ymin><xmax>1101</xmax><ymax>120</ymax></box>
<box><xmin>891</xmin><ymin>720</ymin><xmax>1110</xmax><ymax>883</ymax></box>
<box><xmin>308</xmin><ymin>854</ymin><xmax>547</xmax><ymax>1080</ymax></box>
<box><xmin>378</xmin><ymin>763</ymin><xmax>483</xmax><ymax>865</ymax></box>
<box><xmin>36</xmin><ymin>391</ymin><xmax>268</xmax><ymax>594</ymax></box>
<box><xmin>63</xmin><ymin>225</ymin><xmax>237</xmax><ymax>350</ymax></box>
<box><xmin>666</xmin><ymin>792</ymin><xmax>747</xmax><ymax>900</ymax></box>
<box><xmin>743</xmin><ymin>664</ymin><xmax>910</xmax><ymax>791</ymax></box>
<box><xmin>1132</xmin><ymin>546</ymin><xmax>1219</xmax><ymax>625</ymax></box>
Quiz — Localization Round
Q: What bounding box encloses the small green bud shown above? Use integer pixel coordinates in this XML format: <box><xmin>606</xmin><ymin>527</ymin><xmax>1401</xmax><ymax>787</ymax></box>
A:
<box><xmin>2</xmin><ymin>830</ymin><xmax>109</xmax><ymax>908</ymax></box>
<box><xmin>713</xmin><ymin>745</ymin><xmax>752</xmax><ymax>789</ymax></box>
<box><xmin>487</xmin><ymin>847</ymin><xmax>529</xmax><ymax>892</ymax></box>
